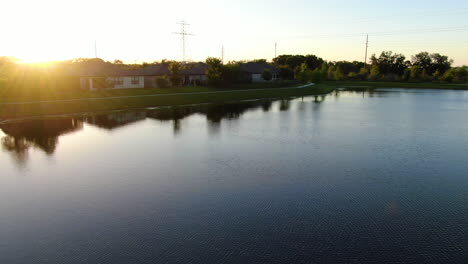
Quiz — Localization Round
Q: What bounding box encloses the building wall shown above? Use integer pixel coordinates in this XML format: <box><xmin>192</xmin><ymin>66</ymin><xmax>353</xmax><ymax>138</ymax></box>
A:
<box><xmin>251</xmin><ymin>73</ymin><xmax>263</xmax><ymax>82</ymax></box>
<box><xmin>109</xmin><ymin>76</ymin><xmax>145</xmax><ymax>89</ymax></box>
<box><xmin>79</xmin><ymin>76</ymin><xmax>145</xmax><ymax>90</ymax></box>
<box><xmin>188</xmin><ymin>75</ymin><xmax>207</xmax><ymax>82</ymax></box>
<box><xmin>80</xmin><ymin>78</ymin><xmax>90</xmax><ymax>90</ymax></box>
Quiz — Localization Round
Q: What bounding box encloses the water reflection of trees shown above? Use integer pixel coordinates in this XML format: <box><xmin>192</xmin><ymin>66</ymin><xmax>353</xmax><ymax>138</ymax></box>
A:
<box><xmin>279</xmin><ymin>99</ymin><xmax>291</xmax><ymax>111</ymax></box>
<box><xmin>1</xmin><ymin>118</ymin><xmax>83</xmax><ymax>164</ymax></box>
<box><xmin>83</xmin><ymin>111</ymin><xmax>147</xmax><ymax>130</ymax></box>
<box><xmin>1</xmin><ymin>95</ymin><xmax>331</xmax><ymax>164</ymax></box>
<box><xmin>146</xmin><ymin>100</ymin><xmax>275</xmax><ymax>133</ymax></box>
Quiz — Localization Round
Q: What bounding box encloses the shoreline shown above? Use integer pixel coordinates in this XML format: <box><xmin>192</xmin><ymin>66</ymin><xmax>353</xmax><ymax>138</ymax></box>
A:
<box><xmin>0</xmin><ymin>84</ymin><xmax>333</xmax><ymax>121</ymax></box>
<box><xmin>2</xmin><ymin>81</ymin><xmax>467</xmax><ymax>121</ymax></box>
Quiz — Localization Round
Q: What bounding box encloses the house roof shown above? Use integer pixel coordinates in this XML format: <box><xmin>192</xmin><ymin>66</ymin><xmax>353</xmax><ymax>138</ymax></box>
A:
<box><xmin>240</xmin><ymin>62</ymin><xmax>278</xmax><ymax>74</ymax></box>
<box><xmin>65</xmin><ymin>61</ymin><xmax>208</xmax><ymax>77</ymax></box>
<box><xmin>137</xmin><ymin>64</ymin><xmax>170</xmax><ymax>76</ymax></box>
<box><xmin>135</xmin><ymin>63</ymin><xmax>207</xmax><ymax>76</ymax></box>
<box><xmin>65</xmin><ymin>61</ymin><xmax>141</xmax><ymax>77</ymax></box>
<box><xmin>182</xmin><ymin>63</ymin><xmax>207</xmax><ymax>75</ymax></box>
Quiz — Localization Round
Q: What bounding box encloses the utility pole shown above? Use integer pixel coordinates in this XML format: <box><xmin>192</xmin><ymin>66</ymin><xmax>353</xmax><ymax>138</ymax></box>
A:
<box><xmin>274</xmin><ymin>42</ymin><xmax>277</xmax><ymax>58</ymax></box>
<box><xmin>221</xmin><ymin>45</ymin><xmax>224</xmax><ymax>64</ymax></box>
<box><xmin>172</xmin><ymin>20</ymin><xmax>194</xmax><ymax>63</ymax></box>
<box><xmin>94</xmin><ymin>40</ymin><xmax>98</xmax><ymax>58</ymax></box>
<box><xmin>364</xmin><ymin>34</ymin><xmax>369</xmax><ymax>67</ymax></box>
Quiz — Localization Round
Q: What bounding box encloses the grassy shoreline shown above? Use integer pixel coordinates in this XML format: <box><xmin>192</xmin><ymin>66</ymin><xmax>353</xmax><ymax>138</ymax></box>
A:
<box><xmin>0</xmin><ymin>84</ymin><xmax>333</xmax><ymax>120</ymax></box>
<box><xmin>0</xmin><ymin>81</ymin><xmax>299</xmax><ymax>103</ymax></box>
<box><xmin>1</xmin><ymin>80</ymin><xmax>467</xmax><ymax>120</ymax></box>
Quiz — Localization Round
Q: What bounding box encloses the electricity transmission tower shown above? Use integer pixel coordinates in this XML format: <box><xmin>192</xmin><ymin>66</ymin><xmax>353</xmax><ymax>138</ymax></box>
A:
<box><xmin>172</xmin><ymin>20</ymin><xmax>194</xmax><ymax>63</ymax></box>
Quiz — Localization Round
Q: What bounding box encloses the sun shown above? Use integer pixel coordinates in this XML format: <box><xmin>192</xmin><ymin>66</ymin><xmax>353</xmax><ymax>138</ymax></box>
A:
<box><xmin>16</xmin><ymin>46</ymin><xmax>73</xmax><ymax>64</ymax></box>
<box><xmin>19</xmin><ymin>54</ymin><xmax>57</xmax><ymax>64</ymax></box>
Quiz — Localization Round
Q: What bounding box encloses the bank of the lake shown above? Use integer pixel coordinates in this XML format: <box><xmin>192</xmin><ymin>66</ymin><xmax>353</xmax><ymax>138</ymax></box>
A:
<box><xmin>328</xmin><ymin>81</ymin><xmax>468</xmax><ymax>90</ymax></box>
<box><xmin>3</xmin><ymin>80</ymin><xmax>468</xmax><ymax>120</ymax></box>
<box><xmin>0</xmin><ymin>84</ymin><xmax>334</xmax><ymax>119</ymax></box>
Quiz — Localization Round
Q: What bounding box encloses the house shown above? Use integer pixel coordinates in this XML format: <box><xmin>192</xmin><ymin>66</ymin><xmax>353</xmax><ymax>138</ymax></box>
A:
<box><xmin>137</xmin><ymin>64</ymin><xmax>170</xmax><ymax>88</ymax></box>
<box><xmin>66</xmin><ymin>61</ymin><xmax>145</xmax><ymax>90</ymax></box>
<box><xmin>139</xmin><ymin>63</ymin><xmax>208</xmax><ymax>88</ymax></box>
<box><xmin>181</xmin><ymin>63</ymin><xmax>208</xmax><ymax>85</ymax></box>
<box><xmin>67</xmin><ymin>60</ymin><xmax>208</xmax><ymax>90</ymax></box>
<box><xmin>240</xmin><ymin>62</ymin><xmax>279</xmax><ymax>82</ymax></box>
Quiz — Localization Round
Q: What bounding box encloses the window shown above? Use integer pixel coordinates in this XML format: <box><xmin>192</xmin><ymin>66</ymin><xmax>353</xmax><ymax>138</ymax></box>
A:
<box><xmin>114</xmin><ymin>77</ymin><xmax>124</xmax><ymax>85</ymax></box>
<box><xmin>131</xmin><ymin>77</ymin><xmax>140</xmax><ymax>85</ymax></box>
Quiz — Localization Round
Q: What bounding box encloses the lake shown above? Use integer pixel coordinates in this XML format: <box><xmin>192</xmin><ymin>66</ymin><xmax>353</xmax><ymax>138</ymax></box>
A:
<box><xmin>1</xmin><ymin>89</ymin><xmax>468</xmax><ymax>263</ymax></box>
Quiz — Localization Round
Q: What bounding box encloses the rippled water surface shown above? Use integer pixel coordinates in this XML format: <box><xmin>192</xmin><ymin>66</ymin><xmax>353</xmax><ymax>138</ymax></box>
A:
<box><xmin>1</xmin><ymin>89</ymin><xmax>468</xmax><ymax>263</ymax></box>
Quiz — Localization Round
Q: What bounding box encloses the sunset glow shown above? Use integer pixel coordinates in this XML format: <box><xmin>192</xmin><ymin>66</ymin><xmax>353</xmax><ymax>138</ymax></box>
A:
<box><xmin>1</xmin><ymin>0</ymin><xmax>467</xmax><ymax>65</ymax></box>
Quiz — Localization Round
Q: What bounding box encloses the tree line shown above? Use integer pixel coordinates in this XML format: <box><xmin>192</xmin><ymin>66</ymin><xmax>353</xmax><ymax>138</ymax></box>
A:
<box><xmin>273</xmin><ymin>52</ymin><xmax>467</xmax><ymax>84</ymax></box>
<box><xmin>1</xmin><ymin>52</ymin><xmax>467</xmax><ymax>91</ymax></box>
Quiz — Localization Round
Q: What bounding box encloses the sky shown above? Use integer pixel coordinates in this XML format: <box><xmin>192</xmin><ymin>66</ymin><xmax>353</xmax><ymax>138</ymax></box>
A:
<box><xmin>1</xmin><ymin>0</ymin><xmax>467</xmax><ymax>65</ymax></box>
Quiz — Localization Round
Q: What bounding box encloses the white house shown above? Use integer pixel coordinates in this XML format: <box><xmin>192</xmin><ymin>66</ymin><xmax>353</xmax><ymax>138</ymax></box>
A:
<box><xmin>80</xmin><ymin>76</ymin><xmax>145</xmax><ymax>91</ymax></box>
<box><xmin>67</xmin><ymin>60</ymin><xmax>145</xmax><ymax>90</ymax></box>
<box><xmin>68</xmin><ymin>60</ymin><xmax>208</xmax><ymax>90</ymax></box>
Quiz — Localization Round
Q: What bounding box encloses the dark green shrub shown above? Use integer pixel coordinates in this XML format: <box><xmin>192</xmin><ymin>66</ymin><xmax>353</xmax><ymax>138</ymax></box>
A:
<box><xmin>156</xmin><ymin>76</ymin><xmax>170</xmax><ymax>88</ymax></box>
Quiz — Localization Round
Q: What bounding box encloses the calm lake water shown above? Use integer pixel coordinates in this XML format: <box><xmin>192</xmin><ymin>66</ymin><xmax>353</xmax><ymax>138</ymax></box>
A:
<box><xmin>1</xmin><ymin>89</ymin><xmax>468</xmax><ymax>263</ymax></box>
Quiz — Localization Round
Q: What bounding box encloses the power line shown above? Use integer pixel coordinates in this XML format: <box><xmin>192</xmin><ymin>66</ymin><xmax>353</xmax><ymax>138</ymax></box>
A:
<box><xmin>332</xmin><ymin>7</ymin><xmax>468</xmax><ymax>25</ymax></box>
<box><xmin>172</xmin><ymin>20</ymin><xmax>194</xmax><ymax>63</ymax></box>
<box><xmin>282</xmin><ymin>26</ymin><xmax>468</xmax><ymax>40</ymax></box>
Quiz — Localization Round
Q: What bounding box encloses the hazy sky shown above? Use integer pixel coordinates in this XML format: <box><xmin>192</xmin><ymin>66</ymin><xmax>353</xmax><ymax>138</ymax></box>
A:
<box><xmin>1</xmin><ymin>0</ymin><xmax>467</xmax><ymax>65</ymax></box>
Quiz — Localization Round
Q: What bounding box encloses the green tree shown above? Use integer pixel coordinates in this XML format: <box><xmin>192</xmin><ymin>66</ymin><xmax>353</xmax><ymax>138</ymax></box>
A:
<box><xmin>358</xmin><ymin>67</ymin><xmax>369</xmax><ymax>80</ymax></box>
<box><xmin>262</xmin><ymin>69</ymin><xmax>273</xmax><ymax>81</ymax></box>
<box><xmin>222</xmin><ymin>63</ymin><xmax>243</xmax><ymax>84</ymax></box>
<box><xmin>421</xmin><ymin>69</ymin><xmax>431</xmax><ymax>81</ymax></box>
<box><xmin>412</xmin><ymin>52</ymin><xmax>453</xmax><ymax>75</ymax></box>
<box><xmin>296</xmin><ymin>63</ymin><xmax>312</xmax><ymax>83</ymax></box>
<box><xmin>335</xmin><ymin>61</ymin><xmax>365</xmax><ymax>75</ymax></box>
<box><xmin>370</xmin><ymin>51</ymin><xmax>407</xmax><ymax>76</ymax></box>
<box><xmin>273</xmin><ymin>54</ymin><xmax>324</xmax><ymax>71</ymax></box>
<box><xmin>320</xmin><ymin>63</ymin><xmax>329</xmax><ymax>80</ymax></box>
<box><xmin>402</xmin><ymin>68</ymin><xmax>411</xmax><ymax>81</ymax></box>
<box><xmin>168</xmin><ymin>61</ymin><xmax>183</xmax><ymax>86</ymax></box>
<box><xmin>433</xmin><ymin>69</ymin><xmax>442</xmax><ymax>81</ymax></box>
<box><xmin>410</xmin><ymin>65</ymin><xmax>421</xmax><ymax>81</ymax></box>
<box><xmin>327</xmin><ymin>65</ymin><xmax>335</xmax><ymax>80</ymax></box>
<box><xmin>429</xmin><ymin>53</ymin><xmax>452</xmax><ymax>74</ymax></box>
<box><xmin>369</xmin><ymin>65</ymin><xmax>380</xmax><ymax>80</ymax></box>
<box><xmin>277</xmin><ymin>65</ymin><xmax>294</xmax><ymax>80</ymax></box>
<box><xmin>304</xmin><ymin>55</ymin><xmax>324</xmax><ymax>70</ymax></box>
<box><xmin>411</xmin><ymin>52</ymin><xmax>431</xmax><ymax>73</ymax></box>
<box><xmin>348</xmin><ymin>72</ymin><xmax>358</xmax><ymax>80</ymax></box>
<box><xmin>155</xmin><ymin>76</ymin><xmax>170</xmax><ymax>88</ymax></box>
<box><xmin>311</xmin><ymin>68</ymin><xmax>324</xmax><ymax>83</ymax></box>
<box><xmin>206</xmin><ymin>57</ymin><xmax>224</xmax><ymax>86</ymax></box>
<box><xmin>333</xmin><ymin>67</ymin><xmax>345</xmax><ymax>81</ymax></box>
<box><xmin>442</xmin><ymin>68</ymin><xmax>455</xmax><ymax>82</ymax></box>
<box><xmin>453</xmin><ymin>67</ymin><xmax>467</xmax><ymax>83</ymax></box>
